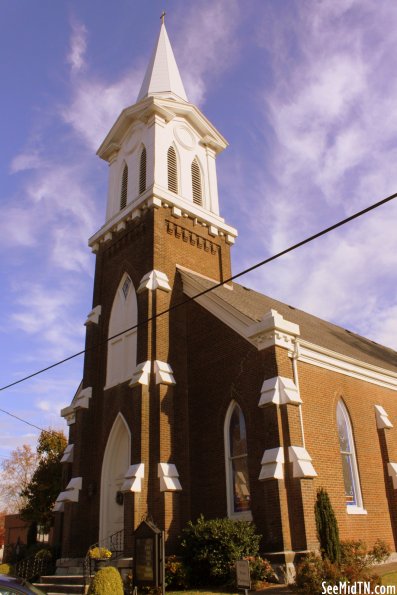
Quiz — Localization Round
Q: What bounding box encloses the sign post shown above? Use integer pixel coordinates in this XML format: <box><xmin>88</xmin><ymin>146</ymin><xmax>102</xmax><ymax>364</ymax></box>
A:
<box><xmin>133</xmin><ymin>519</ymin><xmax>165</xmax><ymax>594</ymax></box>
<box><xmin>236</xmin><ymin>559</ymin><xmax>251</xmax><ymax>595</ymax></box>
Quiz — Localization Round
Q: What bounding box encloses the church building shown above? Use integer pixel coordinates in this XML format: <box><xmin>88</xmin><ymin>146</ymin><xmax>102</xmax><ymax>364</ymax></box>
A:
<box><xmin>56</xmin><ymin>20</ymin><xmax>397</xmax><ymax>577</ymax></box>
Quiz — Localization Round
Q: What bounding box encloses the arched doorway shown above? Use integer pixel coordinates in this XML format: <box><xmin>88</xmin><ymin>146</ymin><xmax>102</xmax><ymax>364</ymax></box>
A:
<box><xmin>99</xmin><ymin>414</ymin><xmax>131</xmax><ymax>542</ymax></box>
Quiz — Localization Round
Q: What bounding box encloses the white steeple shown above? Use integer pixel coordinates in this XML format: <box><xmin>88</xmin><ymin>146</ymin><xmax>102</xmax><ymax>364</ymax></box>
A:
<box><xmin>137</xmin><ymin>22</ymin><xmax>188</xmax><ymax>102</ymax></box>
<box><xmin>91</xmin><ymin>19</ymin><xmax>238</xmax><ymax>252</ymax></box>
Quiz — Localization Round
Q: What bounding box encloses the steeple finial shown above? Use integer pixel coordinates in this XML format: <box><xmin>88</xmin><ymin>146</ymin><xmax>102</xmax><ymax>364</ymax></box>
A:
<box><xmin>136</xmin><ymin>15</ymin><xmax>188</xmax><ymax>102</ymax></box>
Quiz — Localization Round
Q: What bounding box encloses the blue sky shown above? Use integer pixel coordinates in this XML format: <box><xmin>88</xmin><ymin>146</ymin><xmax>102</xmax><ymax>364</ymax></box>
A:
<box><xmin>1</xmin><ymin>0</ymin><xmax>397</xmax><ymax>467</ymax></box>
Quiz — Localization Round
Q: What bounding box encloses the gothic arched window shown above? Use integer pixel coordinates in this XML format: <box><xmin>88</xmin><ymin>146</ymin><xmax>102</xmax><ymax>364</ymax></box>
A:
<box><xmin>120</xmin><ymin>163</ymin><xmax>128</xmax><ymax>210</ymax></box>
<box><xmin>139</xmin><ymin>146</ymin><xmax>147</xmax><ymax>195</ymax></box>
<box><xmin>191</xmin><ymin>158</ymin><xmax>202</xmax><ymax>206</ymax></box>
<box><xmin>167</xmin><ymin>146</ymin><xmax>178</xmax><ymax>194</ymax></box>
<box><xmin>336</xmin><ymin>401</ymin><xmax>363</xmax><ymax>509</ymax></box>
<box><xmin>105</xmin><ymin>274</ymin><xmax>137</xmax><ymax>389</ymax></box>
<box><xmin>224</xmin><ymin>402</ymin><xmax>251</xmax><ymax>518</ymax></box>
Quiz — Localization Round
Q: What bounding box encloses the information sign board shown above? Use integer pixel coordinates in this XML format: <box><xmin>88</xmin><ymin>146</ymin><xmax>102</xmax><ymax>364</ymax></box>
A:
<box><xmin>236</xmin><ymin>559</ymin><xmax>251</xmax><ymax>589</ymax></box>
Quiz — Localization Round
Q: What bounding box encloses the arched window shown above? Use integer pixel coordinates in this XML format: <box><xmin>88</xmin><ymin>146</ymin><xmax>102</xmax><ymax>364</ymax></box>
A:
<box><xmin>224</xmin><ymin>402</ymin><xmax>251</xmax><ymax>518</ymax></box>
<box><xmin>120</xmin><ymin>163</ymin><xmax>128</xmax><ymax>210</ymax></box>
<box><xmin>336</xmin><ymin>401</ymin><xmax>363</xmax><ymax>509</ymax></box>
<box><xmin>139</xmin><ymin>146</ymin><xmax>147</xmax><ymax>195</ymax></box>
<box><xmin>191</xmin><ymin>158</ymin><xmax>202</xmax><ymax>206</ymax></box>
<box><xmin>105</xmin><ymin>274</ymin><xmax>137</xmax><ymax>389</ymax></box>
<box><xmin>167</xmin><ymin>146</ymin><xmax>178</xmax><ymax>194</ymax></box>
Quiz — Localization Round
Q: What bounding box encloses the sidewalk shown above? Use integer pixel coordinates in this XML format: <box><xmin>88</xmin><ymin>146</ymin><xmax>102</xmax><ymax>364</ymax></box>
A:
<box><xmin>372</xmin><ymin>561</ymin><xmax>397</xmax><ymax>576</ymax></box>
<box><xmin>254</xmin><ymin>585</ymin><xmax>295</xmax><ymax>594</ymax></box>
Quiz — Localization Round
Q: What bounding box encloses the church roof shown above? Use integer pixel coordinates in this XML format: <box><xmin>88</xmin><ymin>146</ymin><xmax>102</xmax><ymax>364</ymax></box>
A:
<box><xmin>137</xmin><ymin>22</ymin><xmax>188</xmax><ymax>102</ymax></box>
<box><xmin>179</xmin><ymin>269</ymin><xmax>397</xmax><ymax>373</ymax></box>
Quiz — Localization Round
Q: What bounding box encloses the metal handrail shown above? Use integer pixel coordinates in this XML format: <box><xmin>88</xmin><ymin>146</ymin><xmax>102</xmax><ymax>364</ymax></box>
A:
<box><xmin>14</xmin><ymin>551</ymin><xmax>54</xmax><ymax>582</ymax></box>
<box><xmin>83</xmin><ymin>529</ymin><xmax>124</xmax><ymax>591</ymax></box>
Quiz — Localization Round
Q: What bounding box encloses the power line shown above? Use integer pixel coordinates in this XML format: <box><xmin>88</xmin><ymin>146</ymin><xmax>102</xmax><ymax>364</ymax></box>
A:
<box><xmin>0</xmin><ymin>407</ymin><xmax>46</xmax><ymax>433</ymax></box>
<box><xmin>0</xmin><ymin>189</ymin><xmax>396</xmax><ymax>433</ymax></box>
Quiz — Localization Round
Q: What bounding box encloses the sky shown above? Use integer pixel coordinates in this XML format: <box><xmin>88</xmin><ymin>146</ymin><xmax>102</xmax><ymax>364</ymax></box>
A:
<box><xmin>1</xmin><ymin>0</ymin><xmax>397</xmax><ymax>466</ymax></box>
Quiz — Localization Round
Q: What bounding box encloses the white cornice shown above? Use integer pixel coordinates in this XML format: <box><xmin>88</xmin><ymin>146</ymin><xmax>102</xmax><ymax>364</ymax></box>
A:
<box><xmin>97</xmin><ymin>96</ymin><xmax>227</xmax><ymax>162</ymax></box>
<box><xmin>88</xmin><ymin>186</ymin><xmax>238</xmax><ymax>250</ymax></box>
<box><xmin>296</xmin><ymin>340</ymin><xmax>397</xmax><ymax>391</ymax></box>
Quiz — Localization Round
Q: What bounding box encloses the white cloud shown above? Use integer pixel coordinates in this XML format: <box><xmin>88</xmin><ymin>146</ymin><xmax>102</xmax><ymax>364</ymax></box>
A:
<box><xmin>10</xmin><ymin>151</ymin><xmax>44</xmax><ymax>173</ymax></box>
<box><xmin>174</xmin><ymin>0</ymin><xmax>240</xmax><ymax>105</ymax></box>
<box><xmin>0</xmin><ymin>207</ymin><xmax>39</xmax><ymax>247</ymax></box>
<box><xmin>61</xmin><ymin>75</ymin><xmax>140</xmax><ymax>151</ymax></box>
<box><xmin>234</xmin><ymin>0</ymin><xmax>397</xmax><ymax>349</ymax></box>
<box><xmin>10</xmin><ymin>282</ymin><xmax>85</xmax><ymax>359</ymax></box>
<box><xmin>67</xmin><ymin>20</ymin><xmax>88</xmax><ymax>74</ymax></box>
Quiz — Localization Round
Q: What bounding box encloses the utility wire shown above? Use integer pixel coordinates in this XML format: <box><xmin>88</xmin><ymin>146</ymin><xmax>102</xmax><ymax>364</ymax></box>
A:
<box><xmin>0</xmin><ymin>189</ymin><xmax>396</xmax><ymax>431</ymax></box>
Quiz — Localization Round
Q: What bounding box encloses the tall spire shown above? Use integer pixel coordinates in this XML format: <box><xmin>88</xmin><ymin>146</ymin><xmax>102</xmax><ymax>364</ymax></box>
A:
<box><xmin>137</xmin><ymin>21</ymin><xmax>188</xmax><ymax>102</ymax></box>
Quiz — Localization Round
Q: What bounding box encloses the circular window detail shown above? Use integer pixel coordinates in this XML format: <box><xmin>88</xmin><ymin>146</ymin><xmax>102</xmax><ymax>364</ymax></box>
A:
<box><xmin>174</xmin><ymin>125</ymin><xmax>196</xmax><ymax>150</ymax></box>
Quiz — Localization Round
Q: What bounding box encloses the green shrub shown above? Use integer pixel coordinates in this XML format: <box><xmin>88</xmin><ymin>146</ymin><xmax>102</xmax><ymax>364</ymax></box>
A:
<box><xmin>87</xmin><ymin>566</ymin><xmax>123</xmax><ymax>595</ymax></box>
<box><xmin>244</xmin><ymin>556</ymin><xmax>276</xmax><ymax>585</ymax></box>
<box><xmin>295</xmin><ymin>539</ymin><xmax>391</xmax><ymax>594</ymax></box>
<box><xmin>165</xmin><ymin>555</ymin><xmax>189</xmax><ymax>590</ymax></box>
<box><xmin>295</xmin><ymin>552</ymin><xmax>340</xmax><ymax>594</ymax></box>
<box><xmin>180</xmin><ymin>514</ymin><xmax>261</xmax><ymax>586</ymax></box>
<box><xmin>315</xmin><ymin>488</ymin><xmax>341</xmax><ymax>564</ymax></box>
<box><xmin>0</xmin><ymin>563</ymin><xmax>14</xmax><ymax>575</ymax></box>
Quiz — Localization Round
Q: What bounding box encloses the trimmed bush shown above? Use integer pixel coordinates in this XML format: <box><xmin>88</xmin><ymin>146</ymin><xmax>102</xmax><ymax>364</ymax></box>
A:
<box><xmin>0</xmin><ymin>563</ymin><xmax>14</xmax><ymax>575</ymax></box>
<box><xmin>180</xmin><ymin>515</ymin><xmax>261</xmax><ymax>586</ymax></box>
<box><xmin>87</xmin><ymin>566</ymin><xmax>123</xmax><ymax>595</ymax></box>
<box><xmin>315</xmin><ymin>488</ymin><xmax>340</xmax><ymax>564</ymax></box>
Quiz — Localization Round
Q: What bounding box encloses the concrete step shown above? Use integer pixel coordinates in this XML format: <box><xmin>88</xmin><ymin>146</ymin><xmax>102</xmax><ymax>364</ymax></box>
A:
<box><xmin>33</xmin><ymin>575</ymin><xmax>86</xmax><ymax>595</ymax></box>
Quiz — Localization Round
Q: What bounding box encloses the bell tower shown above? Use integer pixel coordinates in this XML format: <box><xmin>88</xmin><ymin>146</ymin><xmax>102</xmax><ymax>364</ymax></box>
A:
<box><xmin>59</xmin><ymin>20</ymin><xmax>237</xmax><ymax>556</ymax></box>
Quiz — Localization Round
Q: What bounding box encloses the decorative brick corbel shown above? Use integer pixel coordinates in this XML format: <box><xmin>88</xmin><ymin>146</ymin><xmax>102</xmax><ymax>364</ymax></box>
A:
<box><xmin>60</xmin><ymin>444</ymin><xmax>74</xmax><ymax>463</ymax></box>
<box><xmin>85</xmin><ymin>305</ymin><xmax>101</xmax><ymax>326</ymax></box>
<box><xmin>258</xmin><ymin>447</ymin><xmax>284</xmax><ymax>480</ymax></box>
<box><xmin>387</xmin><ymin>463</ymin><xmax>397</xmax><ymax>488</ymax></box>
<box><xmin>154</xmin><ymin>360</ymin><xmax>176</xmax><ymax>385</ymax></box>
<box><xmin>288</xmin><ymin>446</ymin><xmax>317</xmax><ymax>478</ymax></box>
<box><xmin>130</xmin><ymin>361</ymin><xmax>152</xmax><ymax>386</ymax></box>
<box><xmin>375</xmin><ymin>405</ymin><xmax>393</xmax><ymax>429</ymax></box>
<box><xmin>137</xmin><ymin>270</ymin><xmax>171</xmax><ymax>293</ymax></box>
<box><xmin>121</xmin><ymin>463</ymin><xmax>144</xmax><ymax>493</ymax></box>
<box><xmin>54</xmin><ymin>477</ymin><xmax>83</xmax><ymax>510</ymax></box>
<box><xmin>258</xmin><ymin>376</ymin><xmax>302</xmax><ymax>407</ymax></box>
<box><xmin>158</xmin><ymin>463</ymin><xmax>182</xmax><ymax>491</ymax></box>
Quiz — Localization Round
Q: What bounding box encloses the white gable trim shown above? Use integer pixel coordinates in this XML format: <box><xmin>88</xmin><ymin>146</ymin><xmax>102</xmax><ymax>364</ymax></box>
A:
<box><xmin>180</xmin><ymin>271</ymin><xmax>397</xmax><ymax>392</ymax></box>
<box><xmin>297</xmin><ymin>341</ymin><xmax>397</xmax><ymax>391</ymax></box>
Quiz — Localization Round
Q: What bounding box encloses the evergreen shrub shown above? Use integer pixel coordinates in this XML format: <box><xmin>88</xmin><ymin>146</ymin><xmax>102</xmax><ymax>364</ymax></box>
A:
<box><xmin>180</xmin><ymin>514</ymin><xmax>261</xmax><ymax>586</ymax></box>
<box><xmin>314</xmin><ymin>488</ymin><xmax>341</xmax><ymax>564</ymax></box>
<box><xmin>87</xmin><ymin>565</ymin><xmax>123</xmax><ymax>595</ymax></box>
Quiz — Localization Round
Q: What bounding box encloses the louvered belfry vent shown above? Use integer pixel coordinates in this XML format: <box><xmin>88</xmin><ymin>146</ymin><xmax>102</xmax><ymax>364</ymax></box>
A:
<box><xmin>139</xmin><ymin>147</ymin><xmax>147</xmax><ymax>195</ymax></box>
<box><xmin>191</xmin><ymin>158</ymin><xmax>202</xmax><ymax>206</ymax></box>
<box><xmin>167</xmin><ymin>146</ymin><xmax>178</xmax><ymax>194</ymax></box>
<box><xmin>120</xmin><ymin>164</ymin><xmax>128</xmax><ymax>210</ymax></box>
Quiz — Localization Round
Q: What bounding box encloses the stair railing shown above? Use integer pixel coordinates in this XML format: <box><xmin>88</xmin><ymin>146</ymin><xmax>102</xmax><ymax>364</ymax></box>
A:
<box><xmin>14</xmin><ymin>552</ymin><xmax>54</xmax><ymax>582</ymax></box>
<box><xmin>83</xmin><ymin>529</ymin><xmax>124</xmax><ymax>591</ymax></box>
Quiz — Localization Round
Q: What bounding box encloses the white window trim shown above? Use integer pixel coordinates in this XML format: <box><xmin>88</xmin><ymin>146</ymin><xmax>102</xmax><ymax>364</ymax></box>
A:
<box><xmin>346</xmin><ymin>505</ymin><xmax>367</xmax><ymax>515</ymax></box>
<box><xmin>337</xmin><ymin>401</ymin><xmax>364</xmax><ymax>513</ymax></box>
<box><xmin>105</xmin><ymin>274</ymin><xmax>137</xmax><ymax>390</ymax></box>
<box><xmin>224</xmin><ymin>400</ymin><xmax>252</xmax><ymax>521</ymax></box>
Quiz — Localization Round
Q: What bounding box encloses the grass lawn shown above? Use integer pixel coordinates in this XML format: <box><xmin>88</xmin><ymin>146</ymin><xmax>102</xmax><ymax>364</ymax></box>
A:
<box><xmin>166</xmin><ymin>591</ymin><xmax>239</xmax><ymax>594</ymax></box>
<box><xmin>382</xmin><ymin>572</ymin><xmax>397</xmax><ymax>587</ymax></box>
